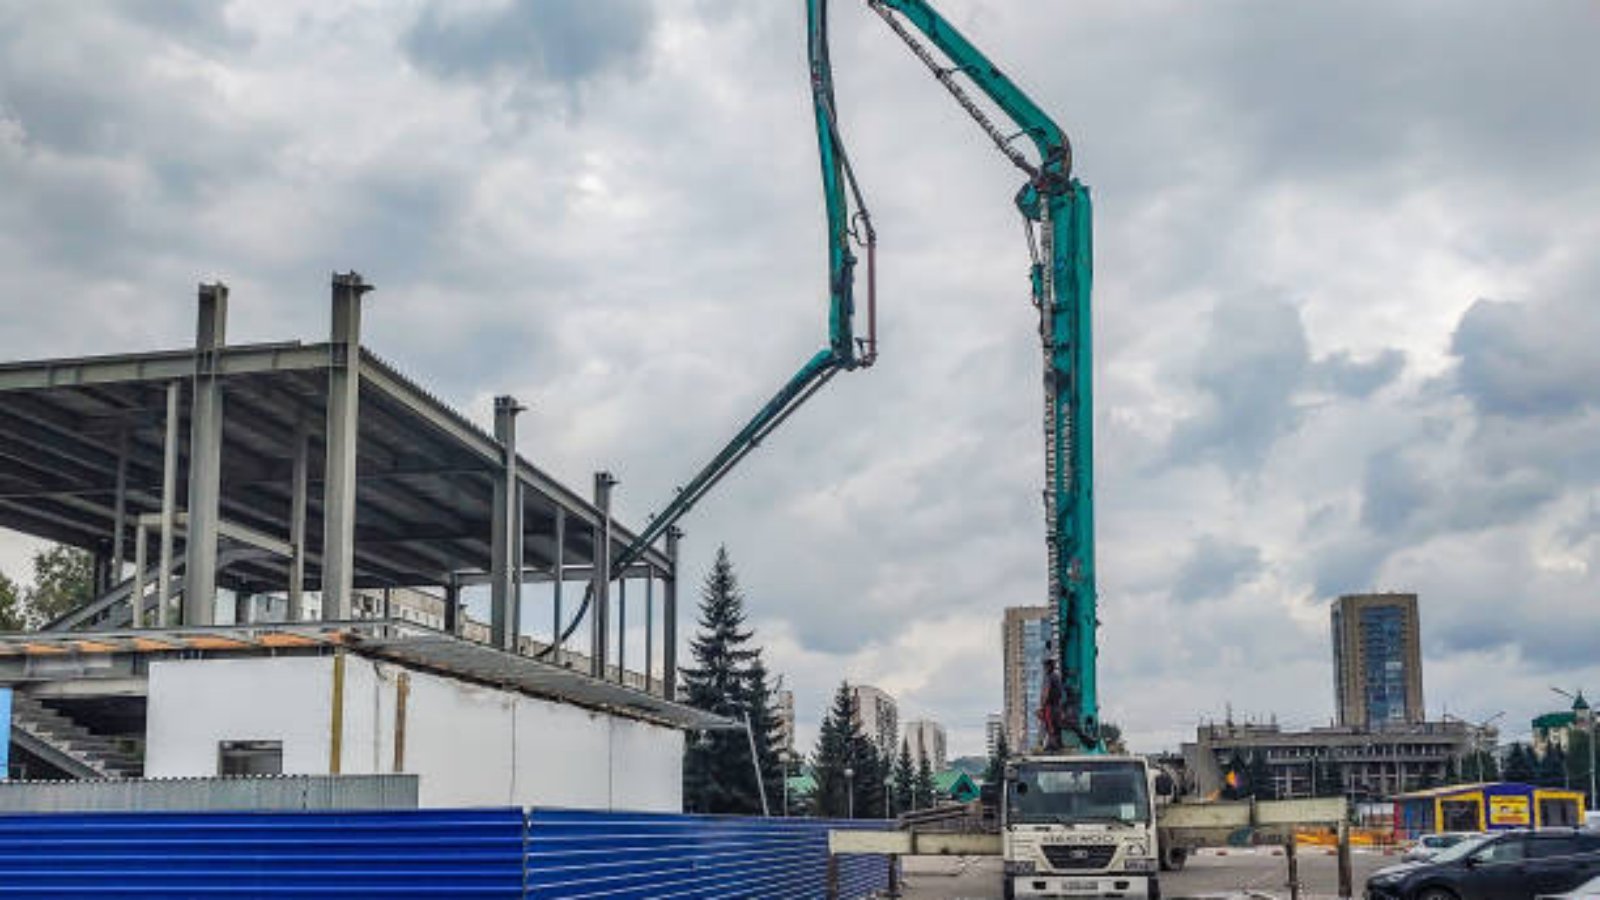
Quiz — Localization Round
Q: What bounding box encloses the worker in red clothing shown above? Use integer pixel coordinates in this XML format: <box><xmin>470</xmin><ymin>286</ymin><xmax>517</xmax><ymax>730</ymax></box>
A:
<box><xmin>1037</xmin><ymin>657</ymin><xmax>1065</xmax><ymax>752</ymax></box>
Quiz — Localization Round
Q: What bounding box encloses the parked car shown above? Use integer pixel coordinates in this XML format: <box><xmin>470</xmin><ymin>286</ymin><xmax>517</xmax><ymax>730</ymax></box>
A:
<box><xmin>1367</xmin><ymin>829</ymin><xmax>1600</xmax><ymax>900</ymax></box>
<box><xmin>1538</xmin><ymin>873</ymin><xmax>1600</xmax><ymax>900</ymax></box>
<box><xmin>1405</xmin><ymin>832</ymin><xmax>1483</xmax><ymax>862</ymax></box>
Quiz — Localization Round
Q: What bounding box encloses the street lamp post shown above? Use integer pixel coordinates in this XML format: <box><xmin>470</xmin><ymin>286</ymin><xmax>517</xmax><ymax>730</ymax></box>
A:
<box><xmin>844</xmin><ymin>766</ymin><xmax>855</xmax><ymax>819</ymax></box>
<box><xmin>779</xmin><ymin>750</ymin><xmax>791</xmax><ymax>817</ymax></box>
<box><xmin>1552</xmin><ymin>687</ymin><xmax>1596</xmax><ymax>811</ymax></box>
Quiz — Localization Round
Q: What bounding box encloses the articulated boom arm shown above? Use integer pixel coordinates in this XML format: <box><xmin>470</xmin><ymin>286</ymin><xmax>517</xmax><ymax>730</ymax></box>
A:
<box><xmin>548</xmin><ymin>0</ymin><xmax>875</xmax><ymax>649</ymax></box>
<box><xmin>870</xmin><ymin>0</ymin><xmax>1099</xmax><ymax>751</ymax></box>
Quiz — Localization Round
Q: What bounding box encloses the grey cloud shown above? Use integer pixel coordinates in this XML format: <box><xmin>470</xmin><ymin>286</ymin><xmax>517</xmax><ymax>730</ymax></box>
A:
<box><xmin>403</xmin><ymin>0</ymin><xmax>655</xmax><ymax>89</ymax></box>
<box><xmin>1361</xmin><ymin>448</ymin><xmax>1430</xmax><ymax>535</ymax></box>
<box><xmin>1173</xmin><ymin>536</ymin><xmax>1263</xmax><ymax>604</ymax></box>
<box><xmin>1451</xmin><ymin>295</ymin><xmax>1600</xmax><ymax>419</ymax></box>
<box><xmin>1313</xmin><ymin>349</ymin><xmax>1404</xmax><ymax>399</ymax></box>
<box><xmin>1166</xmin><ymin>294</ymin><xmax>1309</xmax><ymax>471</ymax></box>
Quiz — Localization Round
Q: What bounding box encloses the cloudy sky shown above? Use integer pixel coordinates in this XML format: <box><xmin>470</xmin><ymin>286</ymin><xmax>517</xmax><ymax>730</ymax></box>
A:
<box><xmin>1</xmin><ymin>0</ymin><xmax>1597</xmax><ymax>758</ymax></box>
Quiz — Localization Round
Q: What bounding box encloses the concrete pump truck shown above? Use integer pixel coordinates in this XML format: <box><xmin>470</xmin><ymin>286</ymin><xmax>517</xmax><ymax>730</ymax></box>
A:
<box><xmin>813</xmin><ymin>2</ymin><xmax>1168</xmax><ymax>897</ymax></box>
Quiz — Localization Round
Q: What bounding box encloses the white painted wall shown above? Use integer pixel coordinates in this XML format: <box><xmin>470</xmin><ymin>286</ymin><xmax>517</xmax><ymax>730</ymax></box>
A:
<box><xmin>145</xmin><ymin>656</ymin><xmax>333</xmax><ymax>778</ymax></box>
<box><xmin>144</xmin><ymin>654</ymin><xmax>684</xmax><ymax>812</ymax></box>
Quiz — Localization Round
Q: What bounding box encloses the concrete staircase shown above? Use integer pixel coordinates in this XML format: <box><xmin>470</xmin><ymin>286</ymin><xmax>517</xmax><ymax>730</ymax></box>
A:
<box><xmin>8</xmin><ymin>695</ymin><xmax>141</xmax><ymax>780</ymax></box>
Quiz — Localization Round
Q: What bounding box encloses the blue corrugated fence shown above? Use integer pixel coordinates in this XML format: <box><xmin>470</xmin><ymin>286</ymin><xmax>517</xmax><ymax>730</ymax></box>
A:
<box><xmin>0</xmin><ymin>806</ymin><xmax>889</xmax><ymax>898</ymax></box>
<box><xmin>526</xmin><ymin>808</ymin><xmax>889</xmax><ymax>899</ymax></box>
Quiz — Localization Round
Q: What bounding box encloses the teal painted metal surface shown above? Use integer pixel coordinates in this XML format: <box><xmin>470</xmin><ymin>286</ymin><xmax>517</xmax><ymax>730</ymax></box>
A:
<box><xmin>871</xmin><ymin>0</ymin><xmax>1099</xmax><ymax>750</ymax></box>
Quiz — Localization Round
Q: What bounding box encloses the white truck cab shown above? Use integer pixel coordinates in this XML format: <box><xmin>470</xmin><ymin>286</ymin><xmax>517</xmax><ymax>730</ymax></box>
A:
<box><xmin>1001</xmin><ymin>754</ymin><xmax>1165</xmax><ymax>899</ymax></box>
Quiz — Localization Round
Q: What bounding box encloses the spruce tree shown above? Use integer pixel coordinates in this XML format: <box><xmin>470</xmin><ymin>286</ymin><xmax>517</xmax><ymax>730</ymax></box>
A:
<box><xmin>743</xmin><ymin>657</ymin><xmax>785</xmax><ymax>809</ymax></box>
<box><xmin>1537</xmin><ymin>745</ymin><xmax>1568</xmax><ymax>789</ymax></box>
<box><xmin>812</xmin><ymin>682</ymin><xmax>859</xmax><ymax>818</ymax></box>
<box><xmin>680</xmin><ymin>546</ymin><xmax>775</xmax><ymax>814</ymax></box>
<box><xmin>915</xmin><ymin>748</ymin><xmax>936</xmax><ymax>810</ymax></box>
<box><xmin>893</xmin><ymin>739</ymin><xmax>915</xmax><ymax>815</ymax></box>
<box><xmin>1504</xmin><ymin>743</ymin><xmax>1536</xmax><ymax>783</ymax></box>
<box><xmin>847</xmin><ymin>722</ymin><xmax>886</xmax><ymax>819</ymax></box>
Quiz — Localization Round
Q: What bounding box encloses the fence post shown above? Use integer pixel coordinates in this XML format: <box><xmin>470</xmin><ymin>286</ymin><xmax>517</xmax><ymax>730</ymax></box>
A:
<box><xmin>826</xmin><ymin>853</ymin><xmax>840</xmax><ymax>900</ymax></box>
<box><xmin>1337</xmin><ymin>821</ymin><xmax>1353</xmax><ymax>899</ymax></box>
<box><xmin>1285</xmin><ymin>839</ymin><xmax>1300</xmax><ymax>900</ymax></box>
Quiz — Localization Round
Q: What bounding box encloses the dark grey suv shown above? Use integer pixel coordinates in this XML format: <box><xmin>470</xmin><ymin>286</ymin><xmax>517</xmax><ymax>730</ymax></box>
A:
<box><xmin>1367</xmin><ymin>830</ymin><xmax>1600</xmax><ymax>900</ymax></box>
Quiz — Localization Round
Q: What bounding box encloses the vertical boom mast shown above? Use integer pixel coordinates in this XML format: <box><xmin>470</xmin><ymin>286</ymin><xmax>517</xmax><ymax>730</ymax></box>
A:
<box><xmin>869</xmin><ymin>0</ymin><xmax>1099</xmax><ymax>751</ymax></box>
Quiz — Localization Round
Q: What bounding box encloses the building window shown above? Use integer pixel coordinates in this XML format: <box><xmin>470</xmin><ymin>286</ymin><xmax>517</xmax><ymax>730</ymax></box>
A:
<box><xmin>218</xmin><ymin>740</ymin><xmax>284</xmax><ymax>776</ymax></box>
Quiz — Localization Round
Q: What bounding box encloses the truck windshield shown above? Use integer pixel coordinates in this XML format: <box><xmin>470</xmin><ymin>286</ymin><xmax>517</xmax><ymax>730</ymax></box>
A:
<box><xmin>1007</xmin><ymin>761</ymin><xmax>1150</xmax><ymax>826</ymax></box>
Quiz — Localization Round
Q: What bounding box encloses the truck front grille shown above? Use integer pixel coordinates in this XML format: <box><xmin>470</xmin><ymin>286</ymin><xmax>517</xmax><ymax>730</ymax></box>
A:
<box><xmin>1040</xmin><ymin>844</ymin><xmax>1116</xmax><ymax>870</ymax></box>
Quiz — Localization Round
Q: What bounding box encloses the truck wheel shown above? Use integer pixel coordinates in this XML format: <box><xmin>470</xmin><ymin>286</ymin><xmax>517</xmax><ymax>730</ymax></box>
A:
<box><xmin>1161</xmin><ymin>846</ymin><xmax>1187</xmax><ymax>872</ymax></box>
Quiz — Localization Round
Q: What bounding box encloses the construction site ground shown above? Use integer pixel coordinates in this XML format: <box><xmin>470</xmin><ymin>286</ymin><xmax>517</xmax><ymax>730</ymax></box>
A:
<box><xmin>898</xmin><ymin>847</ymin><xmax>1391</xmax><ymax>899</ymax></box>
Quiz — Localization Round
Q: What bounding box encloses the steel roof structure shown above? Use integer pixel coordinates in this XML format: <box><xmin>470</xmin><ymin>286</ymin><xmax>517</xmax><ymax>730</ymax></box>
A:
<box><xmin>0</xmin><ymin>274</ymin><xmax>682</xmax><ymax>699</ymax></box>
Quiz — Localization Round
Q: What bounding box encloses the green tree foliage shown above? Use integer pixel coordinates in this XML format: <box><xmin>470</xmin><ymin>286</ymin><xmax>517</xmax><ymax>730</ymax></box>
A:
<box><xmin>1566</xmin><ymin>729</ymin><xmax>1594</xmax><ymax>803</ymax></box>
<box><xmin>1503</xmin><ymin>742</ymin><xmax>1536</xmax><ymax>784</ymax></box>
<box><xmin>813</xmin><ymin>682</ymin><xmax>864</xmax><ymax>817</ymax></box>
<box><xmin>0</xmin><ymin>571</ymin><xmax>26</xmax><ymax>632</ymax></box>
<box><xmin>680</xmin><ymin>547</ymin><xmax>780</xmax><ymax>814</ymax></box>
<box><xmin>914</xmin><ymin>748</ymin><xmax>936</xmax><ymax>810</ymax></box>
<box><xmin>25</xmin><ymin>545</ymin><xmax>95</xmax><ymax>626</ymax></box>
<box><xmin>892</xmin><ymin>739</ymin><xmax>915</xmax><ymax>816</ymax></box>
<box><xmin>1100</xmin><ymin>721</ymin><xmax>1125</xmax><ymax>754</ymax></box>
<box><xmin>1536</xmin><ymin>744</ymin><xmax>1568</xmax><ymax>789</ymax></box>
<box><xmin>848</xmin><ymin>724</ymin><xmax>886</xmax><ymax>819</ymax></box>
<box><xmin>984</xmin><ymin>731</ymin><xmax>1010</xmax><ymax>786</ymax></box>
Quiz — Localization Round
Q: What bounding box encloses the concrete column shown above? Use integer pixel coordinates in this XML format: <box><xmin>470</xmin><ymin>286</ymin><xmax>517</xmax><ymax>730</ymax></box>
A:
<box><xmin>663</xmin><ymin>526</ymin><xmax>681</xmax><ymax>702</ymax></box>
<box><xmin>552</xmin><ymin>506</ymin><xmax>565</xmax><ymax>662</ymax></box>
<box><xmin>590</xmin><ymin>472</ymin><xmax>615</xmax><ymax>679</ymax></box>
<box><xmin>157</xmin><ymin>380</ymin><xmax>180</xmax><ymax>625</ymax></box>
<box><xmin>184</xmin><ymin>282</ymin><xmax>228</xmax><ymax>626</ymax></box>
<box><xmin>287</xmin><ymin>416</ymin><xmax>308</xmax><ymax>622</ymax></box>
<box><xmin>490</xmin><ymin>396</ymin><xmax>524</xmax><ymax>652</ymax></box>
<box><xmin>321</xmin><ymin>272</ymin><xmax>372</xmax><ymax>622</ymax></box>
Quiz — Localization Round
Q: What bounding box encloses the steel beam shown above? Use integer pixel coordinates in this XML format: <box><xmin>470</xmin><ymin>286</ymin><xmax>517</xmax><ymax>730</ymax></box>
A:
<box><xmin>157</xmin><ymin>381</ymin><xmax>179</xmax><ymax>623</ymax></box>
<box><xmin>490</xmin><ymin>396</ymin><xmax>524</xmax><ymax>652</ymax></box>
<box><xmin>184</xmin><ymin>283</ymin><xmax>228</xmax><ymax>626</ymax></box>
<box><xmin>552</xmin><ymin>506</ymin><xmax>565</xmax><ymax>661</ymax></box>
<box><xmin>288</xmin><ymin>415</ymin><xmax>308</xmax><ymax>622</ymax></box>
<box><xmin>110</xmin><ymin>429</ymin><xmax>128</xmax><ymax>581</ymax></box>
<box><xmin>0</xmin><ymin>342</ymin><xmax>327</xmax><ymax>391</ymax></box>
<box><xmin>320</xmin><ymin>272</ymin><xmax>371</xmax><ymax>621</ymax></box>
<box><xmin>617</xmin><ymin>578</ymin><xmax>627</xmax><ymax>684</ymax></box>
<box><xmin>590</xmin><ymin>472</ymin><xmax>615</xmax><ymax>679</ymax></box>
<box><xmin>663</xmin><ymin>525</ymin><xmax>680</xmax><ymax>701</ymax></box>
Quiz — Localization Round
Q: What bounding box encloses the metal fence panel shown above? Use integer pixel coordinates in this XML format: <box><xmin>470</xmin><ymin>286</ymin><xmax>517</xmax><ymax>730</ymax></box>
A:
<box><xmin>525</xmin><ymin>808</ymin><xmax>891</xmax><ymax>900</ymax></box>
<box><xmin>0</xmin><ymin>774</ymin><xmax>419</xmax><ymax>813</ymax></box>
<box><xmin>0</xmin><ymin>807</ymin><xmax>526</xmax><ymax>897</ymax></box>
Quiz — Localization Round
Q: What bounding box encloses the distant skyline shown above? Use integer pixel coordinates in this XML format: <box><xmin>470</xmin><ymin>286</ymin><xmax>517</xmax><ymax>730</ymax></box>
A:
<box><xmin>1</xmin><ymin>2</ymin><xmax>1597</xmax><ymax>759</ymax></box>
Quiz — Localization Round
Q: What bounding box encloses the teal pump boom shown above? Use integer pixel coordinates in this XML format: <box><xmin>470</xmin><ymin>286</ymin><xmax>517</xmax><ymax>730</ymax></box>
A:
<box><xmin>869</xmin><ymin>0</ymin><xmax>1099</xmax><ymax>751</ymax></box>
<box><xmin>546</xmin><ymin>0</ymin><xmax>874</xmax><ymax>651</ymax></box>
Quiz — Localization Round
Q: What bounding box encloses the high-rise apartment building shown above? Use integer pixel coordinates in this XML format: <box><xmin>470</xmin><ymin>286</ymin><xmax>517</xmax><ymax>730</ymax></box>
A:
<box><xmin>985</xmin><ymin>713</ymin><xmax>1005</xmax><ymax>759</ymax></box>
<box><xmin>1003</xmin><ymin>606</ymin><xmax>1052</xmax><ymax>752</ymax></box>
<box><xmin>850</xmin><ymin>684</ymin><xmax>899</xmax><ymax>757</ymax></box>
<box><xmin>903</xmin><ymin>719</ymin><xmax>948</xmax><ymax>771</ymax></box>
<box><xmin>1331</xmin><ymin>593</ymin><xmax>1424</xmax><ymax>727</ymax></box>
<box><xmin>775</xmin><ymin>689</ymin><xmax>796</xmax><ymax>755</ymax></box>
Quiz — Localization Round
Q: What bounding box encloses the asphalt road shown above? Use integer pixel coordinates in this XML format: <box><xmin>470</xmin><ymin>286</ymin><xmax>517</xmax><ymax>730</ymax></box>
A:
<box><xmin>898</xmin><ymin>849</ymin><xmax>1393</xmax><ymax>899</ymax></box>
